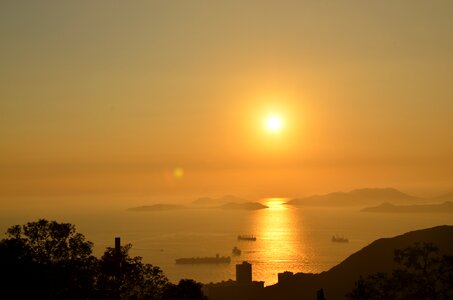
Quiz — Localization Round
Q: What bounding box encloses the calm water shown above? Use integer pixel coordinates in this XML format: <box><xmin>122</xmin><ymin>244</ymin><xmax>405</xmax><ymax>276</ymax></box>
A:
<box><xmin>1</xmin><ymin>196</ymin><xmax>452</xmax><ymax>286</ymax></box>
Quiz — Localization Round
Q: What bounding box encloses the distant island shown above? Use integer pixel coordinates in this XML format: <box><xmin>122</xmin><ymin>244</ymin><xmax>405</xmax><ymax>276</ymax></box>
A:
<box><xmin>285</xmin><ymin>187</ymin><xmax>441</xmax><ymax>207</ymax></box>
<box><xmin>128</xmin><ymin>204</ymin><xmax>187</xmax><ymax>212</ymax></box>
<box><xmin>361</xmin><ymin>201</ymin><xmax>453</xmax><ymax>213</ymax></box>
<box><xmin>128</xmin><ymin>197</ymin><xmax>267</xmax><ymax>211</ymax></box>
<box><xmin>219</xmin><ymin>202</ymin><xmax>268</xmax><ymax>210</ymax></box>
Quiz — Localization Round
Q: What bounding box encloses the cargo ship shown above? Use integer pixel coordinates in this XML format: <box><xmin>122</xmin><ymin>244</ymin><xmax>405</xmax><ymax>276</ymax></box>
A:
<box><xmin>175</xmin><ymin>254</ymin><xmax>231</xmax><ymax>264</ymax></box>
<box><xmin>331</xmin><ymin>235</ymin><xmax>349</xmax><ymax>243</ymax></box>
<box><xmin>237</xmin><ymin>235</ymin><xmax>256</xmax><ymax>241</ymax></box>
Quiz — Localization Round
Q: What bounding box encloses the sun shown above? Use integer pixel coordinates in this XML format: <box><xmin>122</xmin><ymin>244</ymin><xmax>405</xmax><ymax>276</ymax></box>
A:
<box><xmin>265</xmin><ymin>115</ymin><xmax>283</xmax><ymax>133</ymax></box>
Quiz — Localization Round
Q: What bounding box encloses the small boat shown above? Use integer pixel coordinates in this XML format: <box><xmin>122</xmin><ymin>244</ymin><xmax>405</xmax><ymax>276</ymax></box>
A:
<box><xmin>232</xmin><ymin>246</ymin><xmax>242</xmax><ymax>256</ymax></box>
<box><xmin>332</xmin><ymin>235</ymin><xmax>349</xmax><ymax>243</ymax></box>
<box><xmin>237</xmin><ymin>235</ymin><xmax>256</xmax><ymax>241</ymax></box>
<box><xmin>175</xmin><ymin>254</ymin><xmax>231</xmax><ymax>264</ymax></box>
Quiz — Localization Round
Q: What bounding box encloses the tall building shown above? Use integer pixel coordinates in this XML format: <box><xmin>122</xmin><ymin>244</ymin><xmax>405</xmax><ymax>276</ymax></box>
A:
<box><xmin>204</xmin><ymin>261</ymin><xmax>264</xmax><ymax>300</ymax></box>
<box><xmin>236</xmin><ymin>261</ymin><xmax>252</xmax><ymax>285</ymax></box>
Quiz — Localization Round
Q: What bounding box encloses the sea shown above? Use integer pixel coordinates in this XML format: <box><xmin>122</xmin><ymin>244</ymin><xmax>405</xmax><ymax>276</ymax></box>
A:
<box><xmin>1</xmin><ymin>195</ymin><xmax>451</xmax><ymax>286</ymax></box>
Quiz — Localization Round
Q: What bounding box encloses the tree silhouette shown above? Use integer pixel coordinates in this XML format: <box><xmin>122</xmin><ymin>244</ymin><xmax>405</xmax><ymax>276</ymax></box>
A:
<box><xmin>0</xmin><ymin>219</ymin><xmax>97</xmax><ymax>299</ymax></box>
<box><xmin>4</xmin><ymin>219</ymin><xmax>93</xmax><ymax>263</ymax></box>
<box><xmin>348</xmin><ymin>242</ymin><xmax>453</xmax><ymax>300</ymax></box>
<box><xmin>96</xmin><ymin>243</ymin><xmax>170</xmax><ymax>299</ymax></box>
<box><xmin>0</xmin><ymin>219</ymin><xmax>208</xmax><ymax>300</ymax></box>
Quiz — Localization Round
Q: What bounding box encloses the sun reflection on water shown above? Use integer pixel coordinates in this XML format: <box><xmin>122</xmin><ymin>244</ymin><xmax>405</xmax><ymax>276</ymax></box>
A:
<box><xmin>248</xmin><ymin>198</ymin><xmax>310</xmax><ymax>285</ymax></box>
<box><xmin>264</xmin><ymin>197</ymin><xmax>287</xmax><ymax>209</ymax></box>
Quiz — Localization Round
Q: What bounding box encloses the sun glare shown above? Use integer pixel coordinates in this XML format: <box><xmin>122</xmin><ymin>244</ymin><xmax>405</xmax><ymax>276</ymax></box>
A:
<box><xmin>265</xmin><ymin>115</ymin><xmax>283</xmax><ymax>133</ymax></box>
<box><xmin>264</xmin><ymin>197</ymin><xmax>288</xmax><ymax>209</ymax></box>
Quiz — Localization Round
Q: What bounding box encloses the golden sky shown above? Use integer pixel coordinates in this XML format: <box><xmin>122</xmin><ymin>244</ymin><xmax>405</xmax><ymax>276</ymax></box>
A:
<box><xmin>1</xmin><ymin>1</ymin><xmax>452</xmax><ymax>197</ymax></box>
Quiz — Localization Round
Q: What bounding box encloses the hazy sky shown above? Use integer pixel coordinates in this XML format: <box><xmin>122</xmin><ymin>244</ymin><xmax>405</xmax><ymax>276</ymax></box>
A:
<box><xmin>1</xmin><ymin>1</ymin><xmax>452</xmax><ymax>198</ymax></box>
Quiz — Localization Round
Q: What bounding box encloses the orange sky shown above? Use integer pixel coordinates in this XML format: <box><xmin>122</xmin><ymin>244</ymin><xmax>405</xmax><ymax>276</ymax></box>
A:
<box><xmin>1</xmin><ymin>1</ymin><xmax>452</xmax><ymax>198</ymax></box>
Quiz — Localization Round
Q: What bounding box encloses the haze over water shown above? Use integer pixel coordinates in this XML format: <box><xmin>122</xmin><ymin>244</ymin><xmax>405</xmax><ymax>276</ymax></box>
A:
<box><xmin>1</xmin><ymin>194</ymin><xmax>451</xmax><ymax>286</ymax></box>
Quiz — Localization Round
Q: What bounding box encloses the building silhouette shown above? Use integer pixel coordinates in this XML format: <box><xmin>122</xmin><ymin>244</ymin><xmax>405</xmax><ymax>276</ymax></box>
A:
<box><xmin>277</xmin><ymin>271</ymin><xmax>294</xmax><ymax>285</ymax></box>
<box><xmin>236</xmin><ymin>261</ymin><xmax>252</xmax><ymax>284</ymax></box>
<box><xmin>204</xmin><ymin>261</ymin><xmax>264</xmax><ymax>300</ymax></box>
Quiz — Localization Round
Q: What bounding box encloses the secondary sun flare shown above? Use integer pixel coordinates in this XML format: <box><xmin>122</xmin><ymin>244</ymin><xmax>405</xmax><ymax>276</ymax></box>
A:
<box><xmin>265</xmin><ymin>115</ymin><xmax>283</xmax><ymax>133</ymax></box>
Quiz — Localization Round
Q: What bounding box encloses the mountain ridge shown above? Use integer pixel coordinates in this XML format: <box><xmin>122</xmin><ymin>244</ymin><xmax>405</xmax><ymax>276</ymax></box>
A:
<box><xmin>286</xmin><ymin>188</ymin><xmax>433</xmax><ymax>207</ymax></box>
<box><xmin>361</xmin><ymin>201</ymin><xmax>453</xmax><ymax>213</ymax></box>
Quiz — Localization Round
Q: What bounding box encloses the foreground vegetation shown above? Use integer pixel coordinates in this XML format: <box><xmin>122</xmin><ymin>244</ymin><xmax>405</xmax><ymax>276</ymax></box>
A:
<box><xmin>347</xmin><ymin>242</ymin><xmax>453</xmax><ymax>300</ymax></box>
<box><xmin>0</xmin><ymin>219</ymin><xmax>206</xmax><ymax>300</ymax></box>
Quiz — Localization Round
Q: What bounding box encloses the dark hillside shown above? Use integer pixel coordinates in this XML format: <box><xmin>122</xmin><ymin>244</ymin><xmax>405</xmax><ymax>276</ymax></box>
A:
<box><xmin>264</xmin><ymin>225</ymin><xmax>453</xmax><ymax>300</ymax></box>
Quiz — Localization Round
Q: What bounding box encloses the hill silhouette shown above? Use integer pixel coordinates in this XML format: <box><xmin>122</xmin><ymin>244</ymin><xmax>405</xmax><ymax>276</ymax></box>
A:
<box><xmin>219</xmin><ymin>202</ymin><xmax>268</xmax><ymax>210</ymax></box>
<box><xmin>361</xmin><ymin>201</ymin><xmax>453</xmax><ymax>213</ymax></box>
<box><xmin>432</xmin><ymin>192</ymin><xmax>453</xmax><ymax>202</ymax></box>
<box><xmin>128</xmin><ymin>200</ymin><xmax>266</xmax><ymax>212</ymax></box>
<box><xmin>286</xmin><ymin>188</ymin><xmax>426</xmax><ymax>207</ymax></box>
<box><xmin>263</xmin><ymin>225</ymin><xmax>453</xmax><ymax>300</ymax></box>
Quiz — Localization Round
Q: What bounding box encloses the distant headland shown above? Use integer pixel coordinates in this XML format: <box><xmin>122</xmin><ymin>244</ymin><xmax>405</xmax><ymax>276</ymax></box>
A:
<box><xmin>361</xmin><ymin>201</ymin><xmax>453</xmax><ymax>213</ymax></box>
<box><xmin>286</xmin><ymin>187</ymin><xmax>452</xmax><ymax>207</ymax></box>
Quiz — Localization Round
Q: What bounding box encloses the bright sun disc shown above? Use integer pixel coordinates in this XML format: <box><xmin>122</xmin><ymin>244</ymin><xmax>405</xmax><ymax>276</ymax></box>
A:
<box><xmin>265</xmin><ymin>115</ymin><xmax>283</xmax><ymax>133</ymax></box>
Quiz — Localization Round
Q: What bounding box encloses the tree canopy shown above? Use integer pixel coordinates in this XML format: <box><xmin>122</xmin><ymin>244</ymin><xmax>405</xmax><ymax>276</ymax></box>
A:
<box><xmin>0</xmin><ymin>219</ymin><xmax>206</xmax><ymax>300</ymax></box>
<box><xmin>96</xmin><ymin>243</ymin><xmax>171</xmax><ymax>299</ymax></box>
<box><xmin>347</xmin><ymin>242</ymin><xmax>453</xmax><ymax>300</ymax></box>
<box><xmin>2</xmin><ymin>219</ymin><xmax>93</xmax><ymax>263</ymax></box>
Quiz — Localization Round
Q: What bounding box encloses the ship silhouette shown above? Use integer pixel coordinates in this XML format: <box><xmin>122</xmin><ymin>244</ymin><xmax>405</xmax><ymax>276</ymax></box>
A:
<box><xmin>331</xmin><ymin>235</ymin><xmax>349</xmax><ymax>243</ymax></box>
<box><xmin>175</xmin><ymin>254</ymin><xmax>231</xmax><ymax>264</ymax></box>
<box><xmin>232</xmin><ymin>246</ymin><xmax>242</xmax><ymax>256</ymax></box>
<box><xmin>237</xmin><ymin>235</ymin><xmax>256</xmax><ymax>241</ymax></box>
